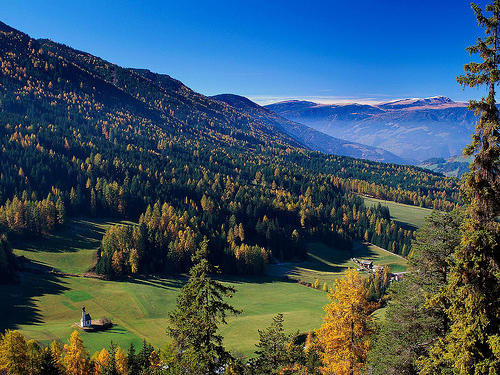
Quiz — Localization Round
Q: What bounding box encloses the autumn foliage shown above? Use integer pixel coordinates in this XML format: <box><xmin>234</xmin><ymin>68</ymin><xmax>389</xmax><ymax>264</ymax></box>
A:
<box><xmin>315</xmin><ymin>269</ymin><xmax>375</xmax><ymax>375</ymax></box>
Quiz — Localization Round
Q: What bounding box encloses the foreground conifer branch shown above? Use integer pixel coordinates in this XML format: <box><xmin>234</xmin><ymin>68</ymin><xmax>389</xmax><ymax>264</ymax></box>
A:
<box><xmin>421</xmin><ymin>1</ymin><xmax>500</xmax><ymax>373</ymax></box>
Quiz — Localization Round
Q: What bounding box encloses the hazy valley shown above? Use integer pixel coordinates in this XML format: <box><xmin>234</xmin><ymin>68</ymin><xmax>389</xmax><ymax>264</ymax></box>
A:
<box><xmin>267</xmin><ymin>96</ymin><xmax>477</xmax><ymax>164</ymax></box>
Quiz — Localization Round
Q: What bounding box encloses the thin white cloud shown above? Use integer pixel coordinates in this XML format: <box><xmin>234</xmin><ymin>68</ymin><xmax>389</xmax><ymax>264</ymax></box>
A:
<box><xmin>247</xmin><ymin>95</ymin><xmax>397</xmax><ymax>106</ymax></box>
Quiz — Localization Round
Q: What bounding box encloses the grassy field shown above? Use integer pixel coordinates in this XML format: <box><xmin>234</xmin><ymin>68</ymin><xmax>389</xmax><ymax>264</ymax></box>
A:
<box><xmin>361</xmin><ymin>196</ymin><xmax>433</xmax><ymax>230</ymax></box>
<box><xmin>11</xmin><ymin>218</ymin><xmax>134</xmax><ymax>274</ymax></box>
<box><xmin>0</xmin><ymin>271</ymin><xmax>327</xmax><ymax>357</ymax></box>
<box><xmin>4</xmin><ymin>219</ymin><xmax>331</xmax><ymax>357</ymax></box>
<box><xmin>4</xmin><ymin>217</ymin><xmax>407</xmax><ymax>357</ymax></box>
<box><xmin>268</xmin><ymin>241</ymin><xmax>407</xmax><ymax>287</ymax></box>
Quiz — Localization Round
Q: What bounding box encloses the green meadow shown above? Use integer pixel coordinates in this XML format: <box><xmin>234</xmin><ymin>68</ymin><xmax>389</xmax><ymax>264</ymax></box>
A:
<box><xmin>11</xmin><ymin>218</ymin><xmax>134</xmax><ymax>274</ymax></box>
<box><xmin>361</xmin><ymin>196</ymin><xmax>433</xmax><ymax>230</ymax></box>
<box><xmin>268</xmin><ymin>241</ymin><xmax>408</xmax><ymax>287</ymax></box>
<box><xmin>3</xmin><ymin>216</ymin><xmax>408</xmax><ymax>357</ymax></box>
<box><xmin>1</xmin><ymin>269</ymin><xmax>327</xmax><ymax>357</ymax></box>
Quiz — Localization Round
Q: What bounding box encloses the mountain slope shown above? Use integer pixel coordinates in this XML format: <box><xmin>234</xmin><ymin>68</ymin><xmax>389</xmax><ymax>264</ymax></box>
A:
<box><xmin>31</xmin><ymin>36</ymin><xmax>304</xmax><ymax>151</ymax></box>
<box><xmin>0</xmin><ymin>19</ymin><xmax>460</xmax><ymax>213</ymax></box>
<box><xmin>267</xmin><ymin>97</ymin><xmax>477</xmax><ymax>162</ymax></box>
<box><xmin>212</xmin><ymin>94</ymin><xmax>407</xmax><ymax>164</ymax></box>
<box><xmin>0</xmin><ymin>20</ymin><xmax>463</xmax><ymax>282</ymax></box>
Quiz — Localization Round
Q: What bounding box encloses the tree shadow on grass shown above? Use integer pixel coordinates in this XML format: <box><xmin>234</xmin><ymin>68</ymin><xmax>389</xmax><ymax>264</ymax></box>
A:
<box><xmin>0</xmin><ymin>261</ymin><xmax>70</xmax><ymax>331</ymax></box>
<box><xmin>12</xmin><ymin>231</ymin><xmax>99</xmax><ymax>254</ymax></box>
<box><xmin>82</xmin><ymin>324</ymin><xmax>128</xmax><ymax>336</ymax></box>
<box><xmin>10</xmin><ymin>218</ymin><xmax>117</xmax><ymax>254</ymax></box>
<box><xmin>352</xmin><ymin>242</ymin><xmax>379</xmax><ymax>259</ymax></box>
<box><xmin>124</xmin><ymin>275</ymin><xmax>187</xmax><ymax>291</ymax></box>
<box><xmin>302</xmin><ymin>252</ymin><xmax>348</xmax><ymax>274</ymax></box>
<box><xmin>121</xmin><ymin>273</ymin><xmax>296</xmax><ymax>290</ymax></box>
<box><xmin>275</xmin><ymin>242</ymin><xmax>353</xmax><ymax>277</ymax></box>
<box><xmin>217</xmin><ymin>274</ymin><xmax>296</xmax><ymax>285</ymax></box>
<box><xmin>223</xmin><ymin>243</ymin><xmax>355</xmax><ymax>284</ymax></box>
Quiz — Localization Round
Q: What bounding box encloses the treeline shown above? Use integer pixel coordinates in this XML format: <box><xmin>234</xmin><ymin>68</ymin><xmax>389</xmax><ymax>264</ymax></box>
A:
<box><xmin>0</xmin><ymin>329</ymin><xmax>161</xmax><ymax>375</ymax></box>
<box><xmin>0</xmin><ymin>193</ymin><xmax>65</xmax><ymax>236</ymax></box>
<box><xmin>94</xmin><ymin>193</ymin><xmax>413</xmax><ymax>278</ymax></box>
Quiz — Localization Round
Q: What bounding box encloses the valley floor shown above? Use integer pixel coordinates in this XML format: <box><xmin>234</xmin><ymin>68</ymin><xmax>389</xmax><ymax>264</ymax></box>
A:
<box><xmin>2</xmin><ymin>217</ymin><xmax>409</xmax><ymax>357</ymax></box>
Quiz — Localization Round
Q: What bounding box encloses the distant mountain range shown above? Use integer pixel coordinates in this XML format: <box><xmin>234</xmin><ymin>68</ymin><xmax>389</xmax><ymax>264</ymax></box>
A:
<box><xmin>212</xmin><ymin>94</ymin><xmax>406</xmax><ymax>164</ymax></box>
<box><xmin>267</xmin><ymin>97</ymin><xmax>477</xmax><ymax>163</ymax></box>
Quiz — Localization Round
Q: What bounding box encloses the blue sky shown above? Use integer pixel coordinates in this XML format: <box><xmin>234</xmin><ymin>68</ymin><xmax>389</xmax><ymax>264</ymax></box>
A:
<box><xmin>0</xmin><ymin>1</ymin><xmax>492</xmax><ymax>104</ymax></box>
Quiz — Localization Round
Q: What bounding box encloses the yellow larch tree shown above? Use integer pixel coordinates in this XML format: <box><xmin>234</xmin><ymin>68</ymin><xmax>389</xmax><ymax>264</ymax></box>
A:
<box><xmin>49</xmin><ymin>339</ymin><xmax>65</xmax><ymax>373</ymax></box>
<box><xmin>315</xmin><ymin>269</ymin><xmax>375</xmax><ymax>375</ymax></box>
<box><xmin>64</xmin><ymin>330</ymin><xmax>90</xmax><ymax>375</ymax></box>
<box><xmin>115</xmin><ymin>346</ymin><xmax>128</xmax><ymax>375</ymax></box>
<box><xmin>92</xmin><ymin>348</ymin><xmax>109</xmax><ymax>375</ymax></box>
<box><xmin>0</xmin><ymin>330</ymin><xmax>28</xmax><ymax>375</ymax></box>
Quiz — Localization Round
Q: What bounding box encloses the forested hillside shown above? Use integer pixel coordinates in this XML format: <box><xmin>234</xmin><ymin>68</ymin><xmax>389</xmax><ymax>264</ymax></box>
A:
<box><xmin>0</xmin><ymin>21</ymin><xmax>460</xmax><ymax>280</ymax></box>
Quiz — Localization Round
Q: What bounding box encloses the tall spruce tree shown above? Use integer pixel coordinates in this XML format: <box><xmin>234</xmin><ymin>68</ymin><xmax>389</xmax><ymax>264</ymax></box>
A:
<box><xmin>126</xmin><ymin>343</ymin><xmax>140</xmax><ymax>375</ymax></box>
<box><xmin>421</xmin><ymin>2</ymin><xmax>500</xmax><ymax>373</ymax></box>
<box><xmin>253</xmin><ymin>313</ymin><xmax>302</xmax><ymax>374</ymax></box>
<box><xmin>40</xmin><ymin>347</ymin><xmax>63</xmax><ymax>375</ymax></box>
<box><xmin>166</xmin><ymin>237</ymin><xmax>241</xmax><ymax>374</ymax></box>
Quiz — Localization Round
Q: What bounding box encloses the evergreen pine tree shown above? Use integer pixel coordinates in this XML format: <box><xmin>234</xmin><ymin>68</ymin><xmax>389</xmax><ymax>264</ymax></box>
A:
<box><xmin>368</xmin><ymin>210</ymin><xmax>462</xmax><ymax>375</ymax></box>
<box><xmin>167</xmin><ymin>237</ymin><xmax>241</xmax><ymax>374</ymax></box>
<box><xmin>137</xmin><ymin>339</ymin><xmax>153</xmax><ymax>371</ymax></box>
<box><xmin>126</xmin><ymin>343</ymin><xmax>140</xmax><ymax>375</ymax></box>
<box><xmin>253</xmin><ymin>313</ymin><xmax>301</xmax><ymax>374</ymax></box>
<box><xmin>40</xmin><ymin>347</ymin><xmax>63</xmax><ymax>375</ymax></box>
<box><xmin>422</xmin><ymin>2</ymin><xmax>500</xmax><ymax>373</ymax></box>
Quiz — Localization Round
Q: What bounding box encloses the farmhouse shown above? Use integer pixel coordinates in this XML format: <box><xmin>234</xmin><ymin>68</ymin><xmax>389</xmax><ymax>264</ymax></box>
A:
<box><xmin>359</xmin><ymin>260</ymin><xmax>373</xmax><ymax>269</ymax></box>
<box><xmin>80</xmin><ymin>306</ymin><xmax>92</xmax><ymax>328</ymax></box>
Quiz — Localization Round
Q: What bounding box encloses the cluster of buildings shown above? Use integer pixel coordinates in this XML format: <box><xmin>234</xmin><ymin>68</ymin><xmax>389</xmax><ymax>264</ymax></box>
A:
<box><xmin>352</xmin><ymin>258</ymin><xmax>404</xmax><ymax>281</ymax></box>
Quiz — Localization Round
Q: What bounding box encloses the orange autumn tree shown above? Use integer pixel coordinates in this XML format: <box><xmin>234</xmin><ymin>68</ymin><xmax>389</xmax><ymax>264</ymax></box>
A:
<box><xmin>315</xmin><ymin>269</ymin><xmax>375</xmax><ymax>375</ymax></box>
<box><xmin>92</xmin><ymin>348</ymin><xmax>110</xmax><ymax>375</ymax></box>
<box><xmin>64</xmin><ymin>330</ymin><xmax>90</xmax><ymax>375</ymax></box>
